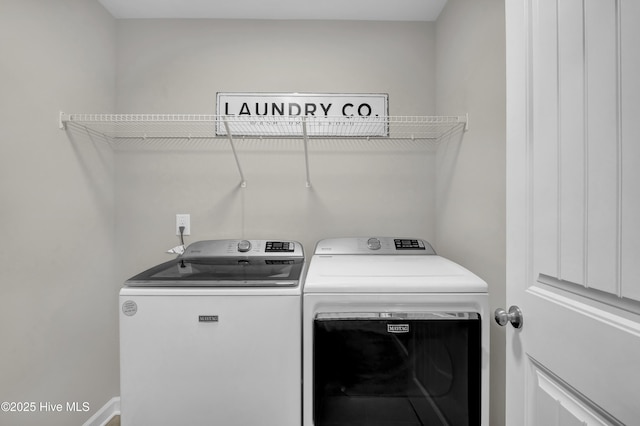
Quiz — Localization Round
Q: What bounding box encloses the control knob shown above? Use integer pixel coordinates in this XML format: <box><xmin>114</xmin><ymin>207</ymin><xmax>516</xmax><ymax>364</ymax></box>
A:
<box><xmin>367</xmin><ymin>238</ymin><xmax>381</xmax><ymax>250</ymax></box>
<box><xmin>237</xmin><ymin>240</ymin><xmax>252</xmax><ymax>252</ymax></box>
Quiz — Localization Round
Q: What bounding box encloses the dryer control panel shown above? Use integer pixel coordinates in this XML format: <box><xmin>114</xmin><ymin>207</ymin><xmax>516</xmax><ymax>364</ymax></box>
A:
<box><xmin>314</xmin><ymin>237</ymin><xmax>436</xmax><ymax>255</ymax></box>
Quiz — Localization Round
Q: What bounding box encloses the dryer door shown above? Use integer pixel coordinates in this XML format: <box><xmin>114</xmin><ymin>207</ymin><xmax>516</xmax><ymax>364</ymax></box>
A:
<box><xmin>313</xmin><ymin>312</ymin><xmax>481</xmax><ymax>426</ymax></box>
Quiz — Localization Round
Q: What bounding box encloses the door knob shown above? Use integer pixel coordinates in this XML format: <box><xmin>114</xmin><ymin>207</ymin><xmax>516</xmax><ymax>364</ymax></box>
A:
<box><xmin>494</xmin><ymin>305</ymin><xmax>523</xmax><ymax>329</ymax></box>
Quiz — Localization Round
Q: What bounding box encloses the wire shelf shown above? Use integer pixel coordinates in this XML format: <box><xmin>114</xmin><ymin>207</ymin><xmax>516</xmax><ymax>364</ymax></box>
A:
<box><xmin>59</xmin><ymin>112</ymin><xmax>467</xmax><ymax>188</ymax></box>
<box><xmin>59</xmin><ymin>113</ymin><xmax>467</xmax><ymax>141</ymax></box>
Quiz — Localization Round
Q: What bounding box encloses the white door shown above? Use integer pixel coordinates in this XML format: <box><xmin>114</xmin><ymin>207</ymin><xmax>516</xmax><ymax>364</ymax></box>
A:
<box><xmin>505</xmin><ymin>0</ymin><xmax>640</xmax><ymax>425</ymax></box>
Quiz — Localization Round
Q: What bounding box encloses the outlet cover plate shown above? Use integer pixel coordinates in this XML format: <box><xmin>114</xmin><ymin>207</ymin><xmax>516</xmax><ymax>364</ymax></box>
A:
<box><xmin>176</xmin><ymin>214</ymin><xmax>191</xmax><ymax>236</ymax></box>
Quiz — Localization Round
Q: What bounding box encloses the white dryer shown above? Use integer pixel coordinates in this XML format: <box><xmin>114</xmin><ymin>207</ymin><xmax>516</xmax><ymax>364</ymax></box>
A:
<box><xmin>302</xmin><ymin>237</ymin><xmax>489</xmax><ymax>426</ymax></box>
<box><xmin>120</xmin><ymin>239</ymin><xmax>304</xmax><ymax>426</ymax></box>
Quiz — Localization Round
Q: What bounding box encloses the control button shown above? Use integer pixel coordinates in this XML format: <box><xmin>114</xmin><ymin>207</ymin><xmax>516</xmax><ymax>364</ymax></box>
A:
<box><xmin>394</xmin><ymin>239</ymin><xmax>426</xmax><ymax>250</ymax></box>
<box><xmin>237</xmin><ymin>240</ymin><xmax>252</xmax><ymax>252</ymax></box>
<box><xmin>367</xmin><ymin>238</ymin><xmax>382</xmax><ymax>250</ymax></box>
<box><xmin>265</xmin><ymin>241</ymin><xmax>294</xmax><ymax>252</ymax></box>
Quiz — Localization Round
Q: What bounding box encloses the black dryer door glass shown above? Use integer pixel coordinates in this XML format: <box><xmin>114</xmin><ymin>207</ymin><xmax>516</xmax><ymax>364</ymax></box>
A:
<box><xmin>313</xmin><ymin>313</ymin><xmax>481</xmax><ymax>426</ymax></box>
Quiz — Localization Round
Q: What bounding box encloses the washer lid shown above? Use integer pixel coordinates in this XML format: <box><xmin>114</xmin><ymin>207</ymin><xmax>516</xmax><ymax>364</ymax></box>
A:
<box><xmin>304</xmin><ymin>254</ymin><xmax>487</xmax><ymax>293</ymax></box>
<box><xmin>125</xmin><ymin>239</ymin><xmax>304</xmax><ymax>287</ymax></box>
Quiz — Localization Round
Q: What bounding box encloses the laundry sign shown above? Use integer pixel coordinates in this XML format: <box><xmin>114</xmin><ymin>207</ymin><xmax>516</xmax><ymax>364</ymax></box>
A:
<box><xmin>216</xmin><ymin>92</ymin><xmax>389</xmax><ymax>137</ymax></box>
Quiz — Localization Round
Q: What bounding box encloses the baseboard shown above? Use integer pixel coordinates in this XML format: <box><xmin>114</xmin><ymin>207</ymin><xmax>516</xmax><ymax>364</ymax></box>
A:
<box><xmin>83</xmin><ymin>397</ymin><xmax>120</xmax><ymax>426</ymax></box>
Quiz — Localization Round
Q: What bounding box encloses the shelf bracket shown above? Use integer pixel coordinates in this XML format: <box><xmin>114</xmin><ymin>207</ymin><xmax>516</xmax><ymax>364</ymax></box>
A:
<box><xmin>302</xmin><ymin>117</ymin><xmax>311</xmax><ymax>188</ymax></box>
<box><xmin>222</xmin><ymin>117</ymin><xmax>247</xmax><ymax>188</ymax></box>
<box><xmin>59</xmin><ymin>111</ymin><xmax>67</xmax><ymax>130</ymax></box>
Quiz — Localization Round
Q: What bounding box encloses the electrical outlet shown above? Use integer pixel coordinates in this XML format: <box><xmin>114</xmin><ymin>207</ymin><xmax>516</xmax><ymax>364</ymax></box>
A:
<box><xmin>176</xmin><ymin>214</ymin><xmax>191</xmax><ymax>236</ymax></box>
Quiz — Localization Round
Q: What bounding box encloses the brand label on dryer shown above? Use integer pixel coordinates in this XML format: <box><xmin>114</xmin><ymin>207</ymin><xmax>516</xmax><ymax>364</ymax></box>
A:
<box><xmin>387</xmin><ymin>324</ymin><xmax>410</xmax><ymax>333</ymax></box>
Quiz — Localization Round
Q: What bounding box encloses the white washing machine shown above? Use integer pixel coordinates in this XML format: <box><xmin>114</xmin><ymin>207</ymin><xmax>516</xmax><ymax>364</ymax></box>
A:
<box><xmin>302</xmin><ymin>237</ymin><xmax>489</xmax><ymax>426</ymax></box>
<box><xmin>119</xmin><ymin>239</ymin><xmax>304</xmax><ymax>426</ymax></box>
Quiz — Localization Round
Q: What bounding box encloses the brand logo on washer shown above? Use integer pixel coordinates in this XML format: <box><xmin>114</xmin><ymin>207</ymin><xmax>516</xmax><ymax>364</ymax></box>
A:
<box><xmin>199</xmin><ymin>315</ymin><xmax>219</xmax><ymax>322</ymax></box>
<box><xmin>387</xmin><ymin>324</ymin><xmax>410</xmax><ymax>333</ymax></box>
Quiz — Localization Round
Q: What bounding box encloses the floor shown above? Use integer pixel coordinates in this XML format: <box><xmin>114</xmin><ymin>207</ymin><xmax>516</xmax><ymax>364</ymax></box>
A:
<box><xmin>106</xmin><ymin>416</ymin><xmax>120</xmax><ymax>426</ymax></box>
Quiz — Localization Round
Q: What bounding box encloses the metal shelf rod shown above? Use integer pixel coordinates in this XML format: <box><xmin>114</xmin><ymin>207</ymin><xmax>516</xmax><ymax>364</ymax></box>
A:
<box><xmin>302</xmin><ymin>116</ymin><xmax>311</xmax><ymax>188</ymax></box>
<box><xmin>222</xmin><ymin>117</ymin><xmax>247</xmax><ymax>188</ymax></box>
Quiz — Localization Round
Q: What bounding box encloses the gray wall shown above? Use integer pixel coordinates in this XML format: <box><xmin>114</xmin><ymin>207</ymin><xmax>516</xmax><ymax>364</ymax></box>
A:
<box><xmin>114</xmin><ymin>19</ymin><xmax>440</xmax><ymax>278</ymax></box>
<box><xmin>435</xmin><ymin>1</ymin><xmax>506</xmax><ymax>426</ymax></box>
<box><xmin>0</xmin><ymin>1</ymin><xmax>117</xmax><ymax>425</ymax></box>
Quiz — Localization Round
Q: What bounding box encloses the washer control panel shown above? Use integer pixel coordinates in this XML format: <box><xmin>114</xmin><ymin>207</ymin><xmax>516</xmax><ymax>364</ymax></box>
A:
<box><xmin>182</xmin><ymin>239</ymin><xmax>303</xmax><ymax>259</ymax></box>
<box><xmin>315</xmin><ymin>237</ymin><xmax>436</xmax><ymax>255</ymax></box>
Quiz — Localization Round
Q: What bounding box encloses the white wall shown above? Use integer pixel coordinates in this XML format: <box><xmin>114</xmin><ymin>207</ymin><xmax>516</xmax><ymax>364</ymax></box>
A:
<box><xmin>113</xmin><ymin>19</ymin><xmax>440</xmax><ymax>277</ymax></box>
<box><xmin>435</xmin><ymin>1</ymin><xmax>506</xmax><ymax>426</ymax></box>
<box><xmin>0</xmin><ymin>1</ymin><xmax>117</xmax><ymax>425</ymax></box>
